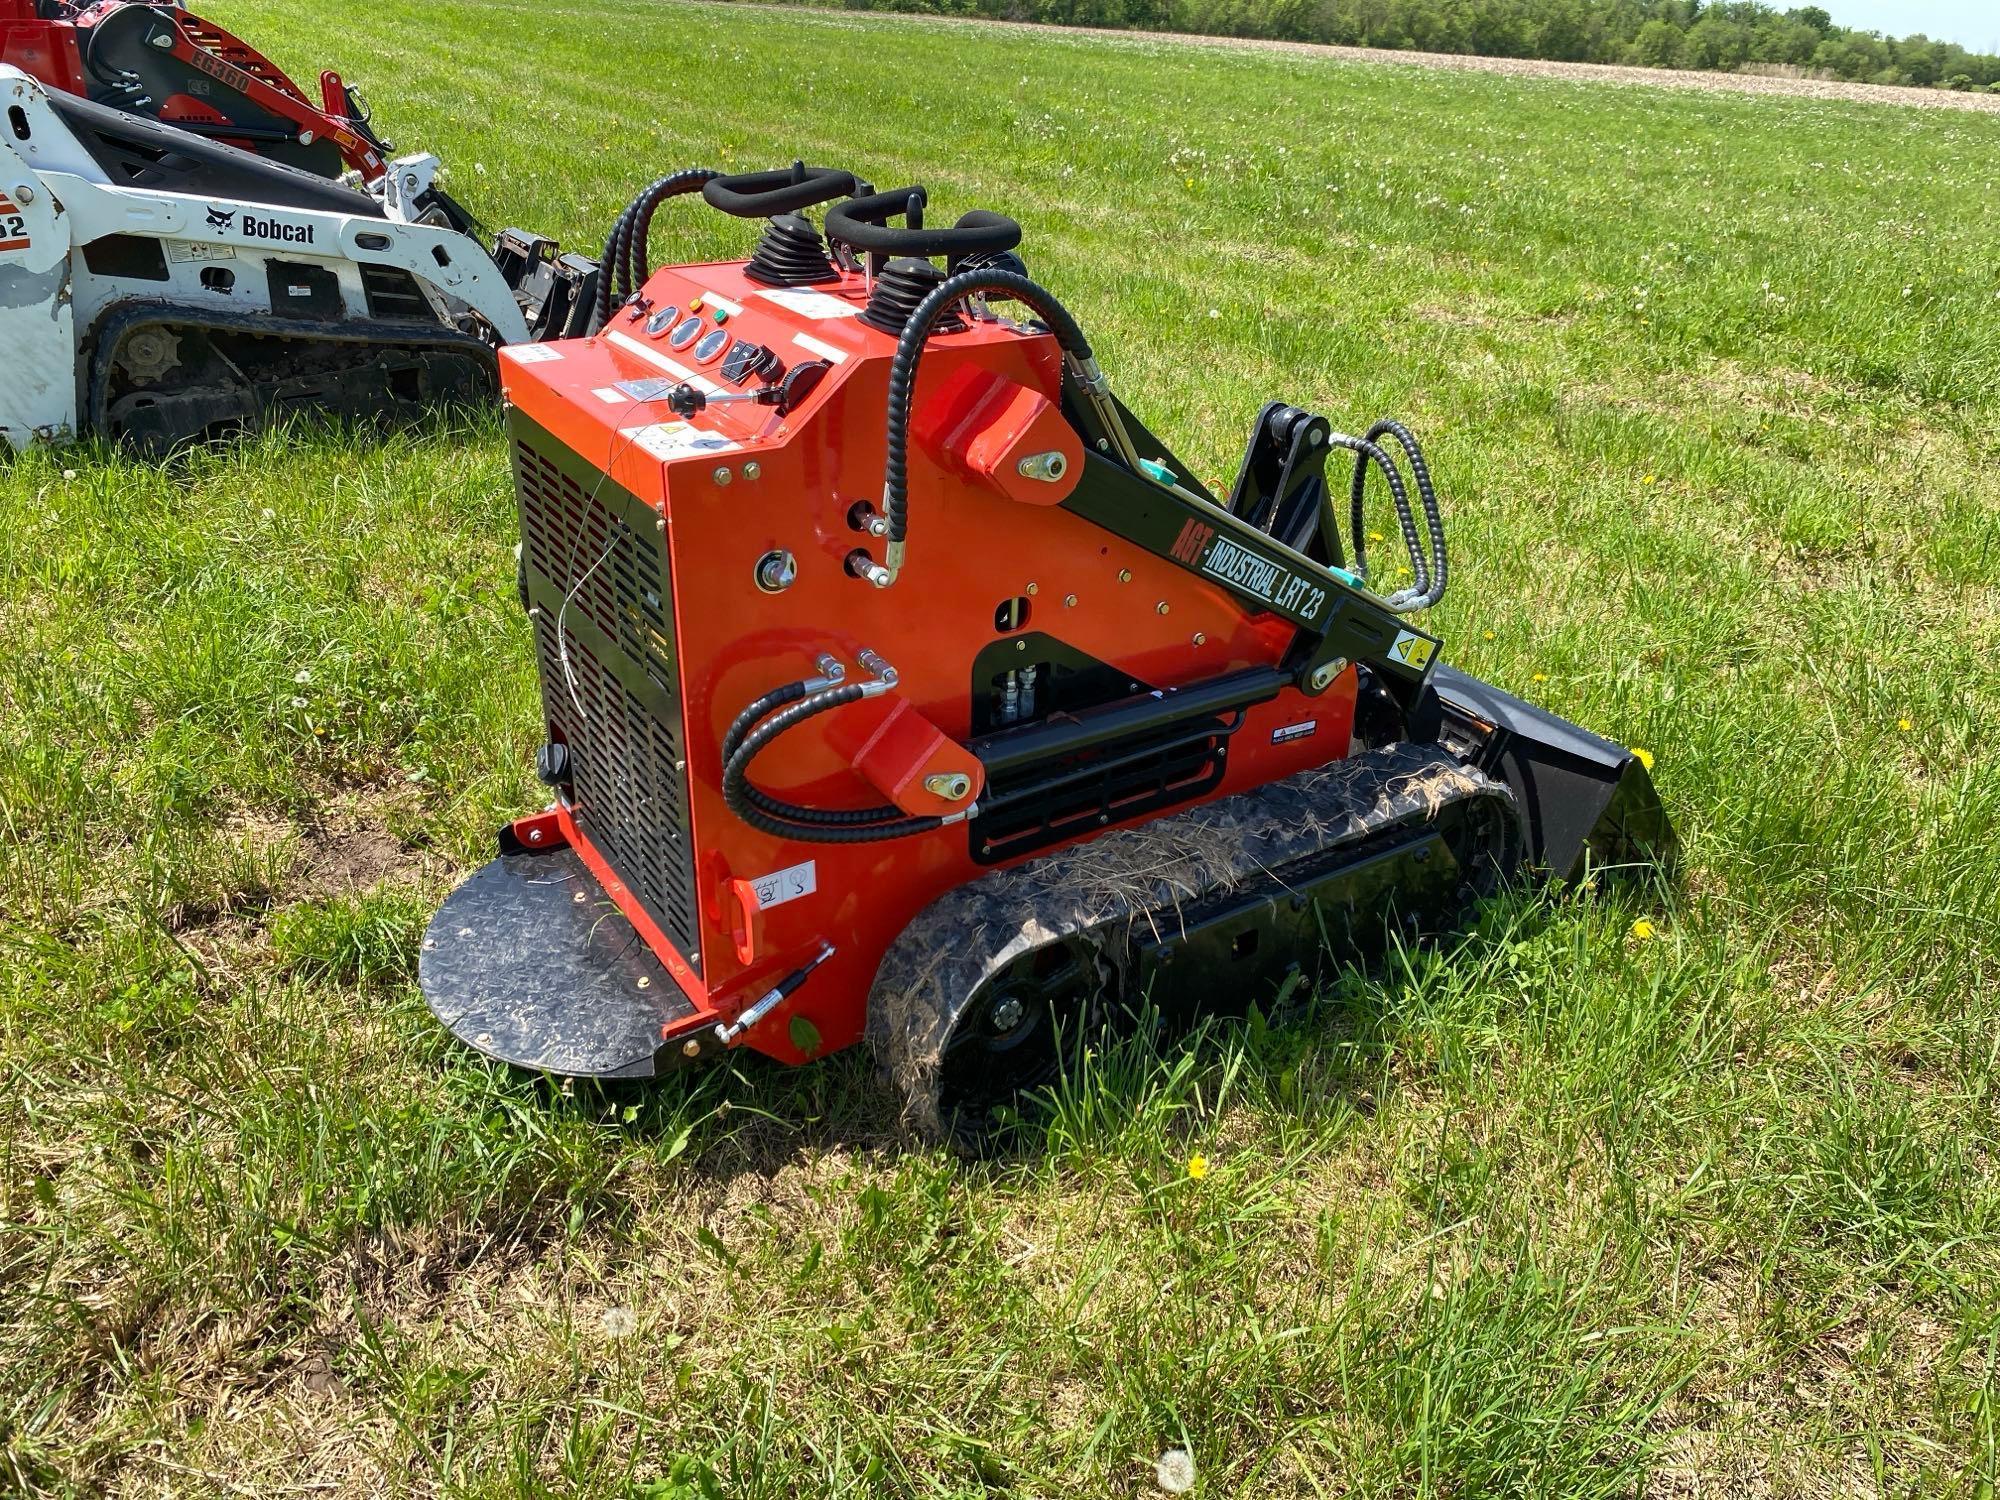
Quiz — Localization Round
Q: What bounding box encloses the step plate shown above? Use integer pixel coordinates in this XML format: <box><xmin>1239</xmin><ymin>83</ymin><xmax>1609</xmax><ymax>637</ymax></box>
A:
<box><xmin>420</xmin><ymin>847</ymin><xmax>702</xmax><ymax>1079</ymax></box>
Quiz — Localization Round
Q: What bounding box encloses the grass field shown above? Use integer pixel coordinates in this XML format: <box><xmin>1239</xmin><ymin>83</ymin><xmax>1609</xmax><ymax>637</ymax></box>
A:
<box><xmin>3</xmin><ymin>1</ymin><xmax>1999</xmax><ymax>1493</ymax></box>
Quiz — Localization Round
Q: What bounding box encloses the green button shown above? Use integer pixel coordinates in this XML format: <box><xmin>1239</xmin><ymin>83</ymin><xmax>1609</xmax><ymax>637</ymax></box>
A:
<box><xmin>713</xmin><ymin>307</ymin><xmax>730</xmax><ymax>324</ymax></box>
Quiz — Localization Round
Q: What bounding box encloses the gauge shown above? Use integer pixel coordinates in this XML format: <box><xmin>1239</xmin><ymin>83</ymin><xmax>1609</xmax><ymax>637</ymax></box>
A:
<box><xmin>694</xmin><ymin>328</ymin><xmax>731</xmax><ymax>365</ymax></box>
<box><xmin>644</xmin><ymin>305</ymin><xmax>679</xmax><ymax>337</ymax></box>
<box><xmin>666</xmin><ymin>315</ymin><xmax>702</xmax><ymax>350</ymax></box>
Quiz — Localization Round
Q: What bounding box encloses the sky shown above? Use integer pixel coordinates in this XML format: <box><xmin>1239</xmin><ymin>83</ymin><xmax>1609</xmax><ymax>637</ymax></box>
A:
<box><xmin>1830</xmin><ymin>0</ymin><xmax>1998</xmax><ymax>50</ymax></box>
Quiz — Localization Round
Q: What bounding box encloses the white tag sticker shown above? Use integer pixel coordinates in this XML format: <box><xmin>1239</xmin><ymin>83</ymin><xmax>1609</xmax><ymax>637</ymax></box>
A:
<box><xmin>758</xmin><ymin>288</ymin><xmax>861</xmax><ymax>320</ymax></box>
<box><xmin>1272</xmin><ymin>719</ymin><xmax>1318</xmax><ymax>745</ymax></box>
<box><xmin>504</xmin><ymin>343</ymin><xmax>563</xmax><ymax>363</ymax></box>
<box><xmin>167</xmin><ymin>240</ymin><xmax>235</xmax><ymax>263</ymax></box>
<box><xmin>748</xmin><ymin>859</ymin><xmax>816</xmax><ymax>910</ymax></box>
<box><xmin>591</xmin><ymin>386</ymin><xmax>626</xmax><ymax>404</ymax></box>
<box><xmin>791</xmin><ymin>331</ymin><xmax>849</xmax><ymax>365</ymax></box>
<box><xmin>619</xmin><ymin>422</ymin><xmax>740</xmax><ymax>460</ymax></box>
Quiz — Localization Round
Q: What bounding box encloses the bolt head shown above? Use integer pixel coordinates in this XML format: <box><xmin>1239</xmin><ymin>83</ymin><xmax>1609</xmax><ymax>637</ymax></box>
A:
<box><xmin>1118</xmin><ymin>569</ymin><xmax>1132</xmax><ymax>583</ymax></box>
<box><xmin>1025</xmin><ymin>582</ymin><xmax>1039</xmax><ymax>596</ymax></box>
<box><xmin>743</xmin><ymin>462</ymin><xmax>762</xmax><ymax>481</ymax></box>
<box><xmin>713</xmin><ymin>466</ymin><xmax>733</xmax><ymax>486</ymax></box>
<box><xmin>682</xmin><ymin>1038</ymin><xmax>702</xmax><ymax>1057</ymax></box>
<box><xmin>12</xmin><ymin>184</ymin><xmax>32</xmax><ymax>204</ymax></box>
<box><xmin>989</xmin><ymin>995</ymin><xmax>1026</xmax><ymax>1033</ymax></box>
<box><xmin>1156</xmin><ymin>601</ymin><xmax>1170</xmax><ymax>615</ymax></box>
<box><xmin>1064</xmin><ymin>593</ymin><xmax>1078</xmax><ymax>608</ymax></box>
<box><xmin>1192</xmin><ymin>632</ymin><xmax>1206</xmax><ymax>646</ymax></box>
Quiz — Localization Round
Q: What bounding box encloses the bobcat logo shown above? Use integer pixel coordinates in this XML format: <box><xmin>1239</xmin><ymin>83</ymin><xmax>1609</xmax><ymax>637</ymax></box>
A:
<box><xmin>204</xmin><ymin>206</ymin><xmax>235</xmax><ymax>231</ymax></box>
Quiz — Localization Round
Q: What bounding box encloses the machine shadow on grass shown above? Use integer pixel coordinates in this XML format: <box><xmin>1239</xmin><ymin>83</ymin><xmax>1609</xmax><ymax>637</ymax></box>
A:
<box><xmin>454</xmin><ymin>874</ymin><xmax>1641</xmax><ymax>1184</ymax></box>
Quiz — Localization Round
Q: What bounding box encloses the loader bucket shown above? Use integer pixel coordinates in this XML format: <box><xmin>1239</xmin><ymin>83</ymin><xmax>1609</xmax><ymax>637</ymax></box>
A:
<box><xmin>1432</xmin><ymin>664</ymin><xmax>1676</xmax><ymax>884</ymax></box>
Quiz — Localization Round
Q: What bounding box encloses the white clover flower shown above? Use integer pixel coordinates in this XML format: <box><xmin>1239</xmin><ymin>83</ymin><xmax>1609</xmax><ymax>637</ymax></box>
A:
<box><xmin>1155</xmin><ymin>1448</ymin><xmax>1196</xmax><ymax>1494</ymax></box>
<box><xmin>294</xmin><ymin>669</ymin><xmax>312</xmax><ymax>684</ymax></box>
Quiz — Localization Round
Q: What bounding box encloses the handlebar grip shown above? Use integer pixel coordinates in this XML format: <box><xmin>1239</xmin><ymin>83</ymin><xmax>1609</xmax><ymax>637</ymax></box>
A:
<box><xmin>701</xmin><ymin>165</ymin><xmax>858</xmax><ymax>218</ymax></box>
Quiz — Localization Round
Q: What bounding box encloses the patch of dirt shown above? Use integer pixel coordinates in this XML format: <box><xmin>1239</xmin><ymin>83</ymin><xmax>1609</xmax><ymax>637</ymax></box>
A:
<box><xmin>292</xmin><ymin>788</ymin><xmax>426</xmax><ymax>900</ymax></box>
<box><xmin>295</xmin><ymin>825</ymin><xmax>411</xmax><ymax>900</ymax></box>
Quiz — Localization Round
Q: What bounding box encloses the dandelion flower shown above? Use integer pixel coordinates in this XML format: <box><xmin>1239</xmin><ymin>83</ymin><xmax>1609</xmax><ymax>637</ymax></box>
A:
<box><xmin>1897</xmin><ymin>717</ymin><xmax>1913</xmax><ymax>732</ymax></box>
<box><xmin>1155</xmin><ymin>1448</ymin><xmax>1196</xmax><ymax>1494</ymax></box>
<box><xmin>1631</xmin><ymin>918</ymin><xmax>1657</xmax><ymax>941</ymax></box>
<box><xmin>1630</xmin><ymin>747</ymin><xmax>1654</xmax><ymax>771</ymax></box>
<box><xmin>1186</xmin><ymin>1155</ymin><xmax>1208</xmax><ymax>1181</ymax></box>
<box><xmin>600</xmin><ymin>1306</ymin><xmax>638</xmax><ymax>1339</ymax></box>
<box><xmin>61</xmin><ymin>468</ymin><xmax>77</xmax><ymax>481</ymax></box>
<box><xmin>1531</xmin><ymin>672</ymin><xmax>1548</xmax><ymax>684</ymax></box>
<box><xmin>1483</xmin><ymin>630</ymin><xmax>1496</xmax><ymax>641</ymax></box>
<box><xmin>1641</xmin><ymin>474</ymin><xmax>1656</xmax><ymax>485</ymax></box>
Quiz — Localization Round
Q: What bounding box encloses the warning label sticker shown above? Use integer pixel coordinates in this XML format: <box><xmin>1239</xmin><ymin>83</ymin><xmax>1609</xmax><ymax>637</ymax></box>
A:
<box><xmin>167</xmin><ymin>240</ymin><xmax>237</xmax><ymax>264</ymax></box>
<box><xmin>747</xmin><ymin>859</ymin><xmax>816</xmax><ymax>911</ymax></box>
<box><xmin>618</xmin><ymin>421</ymin><xmax>740</xmax><ymax>461</ymax></box>
<box><xmin>1272</xmin><ymin>719</ymin><xmax>1319</xmax><ymax>745</ymax></box>
<box><xmin>0</xmin><ymin>195</ymin><xmax>31</xmax><ymax>254</ymax></box>
<box><xmin>1388</xmin><ymin>630</ymin><xmax>1438</xmax><ymax>672</ymax></box>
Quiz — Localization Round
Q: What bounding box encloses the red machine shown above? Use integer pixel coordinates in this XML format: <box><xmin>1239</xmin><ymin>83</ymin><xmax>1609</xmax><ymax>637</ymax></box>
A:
<box><xmin>2</xmin><ymin>0</ymin><xmax>394</xmax><ymax>184</ymax></box>
<box><xmin>421</xmin><ymin>165</ymin><xmax>1672</xmax><ymax>1141</ymax></box>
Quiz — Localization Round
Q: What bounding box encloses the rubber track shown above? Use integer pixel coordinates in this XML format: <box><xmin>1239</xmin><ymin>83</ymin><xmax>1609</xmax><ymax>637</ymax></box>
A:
<box><xmin>866</xmin><ymin>741</ymin><xmax>1520</xmax><ymax>1140</ymax></box>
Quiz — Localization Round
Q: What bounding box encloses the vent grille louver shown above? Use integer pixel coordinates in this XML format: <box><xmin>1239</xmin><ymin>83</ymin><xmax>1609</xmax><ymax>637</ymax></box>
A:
<box><xmin>514</xmin><ymin>431</ymin><xmax>701</xmax><ymax>969</ymax></box>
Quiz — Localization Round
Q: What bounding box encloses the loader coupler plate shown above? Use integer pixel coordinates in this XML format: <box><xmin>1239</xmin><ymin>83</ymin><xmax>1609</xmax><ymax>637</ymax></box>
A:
<box><xmin>420</xmin><ymin>846</ymin><xmax>701</xmax><ymax>1079</ymax></box>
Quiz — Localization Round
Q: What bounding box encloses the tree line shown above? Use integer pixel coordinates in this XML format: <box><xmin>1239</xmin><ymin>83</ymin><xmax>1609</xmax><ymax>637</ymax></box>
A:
<box><xmin>808</xmin><ymin>0</ymin><xmax>2000</xmax><ymax>91</ymax></box>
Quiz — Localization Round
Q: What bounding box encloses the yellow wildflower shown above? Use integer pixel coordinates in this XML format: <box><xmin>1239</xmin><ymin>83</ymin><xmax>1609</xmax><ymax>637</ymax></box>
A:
<box><xmin>1532</xmin><ymin>672</ymin><xmax>1548</xmax><ymax>683</ymax></box>
<box><xmin>1187</xmin><ymin>1155</ymin><xmax>1209</xmax><ymax>1181</ymax></box>
<box><xmin>1641</xmin><ymin>474</ymin><xmax>1657</xmax><ymax>485</ymax></box>
<box><xmin>1897</xmin><ymin>717</ymin><xmax>1913</xmax><ymax>732</ymax></box>
<box><xmin>1630</xmin><ymin>747</ymin><xmax>1654</xmax><ymax>771</ymax></box>
<box><xmin>1483</xmin><ymin>630</ymin><xmax>1496</xmax><ymax>640</ymax></box>
<box><xmin>1631</xmin><ymin>918</ymin><xmax>1657</xmax><ymax>941</ymax></box>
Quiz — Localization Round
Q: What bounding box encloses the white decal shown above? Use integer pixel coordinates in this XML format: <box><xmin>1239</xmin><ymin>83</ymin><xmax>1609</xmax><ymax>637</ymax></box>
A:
<box><xmin>747</xmin><ymin>859</ymin><xmax>816</xmax><ymax>910</ymax></box>
<box><xmin>1272</xmin><ymin>720</ymin><xmax>1318</xmax><ymax>745</ymax></box>
<box><xmin>167</xmin><ymin>240</ymin><xmax>236</xmax><ymax>263</ymax></box>
<box><xmin>619</xmin><ymin>422</ymin><xmax>740</xmax><ymax>460</ymax></box>
<box><xmin>1198</xmin><ymin>534</ymin><xmax>1328</xmax><ymax>621</ymax></box>
<box><xmin>503</xmin><ymin>343</ymin><xmax>563</xmax><ymax>363</ymax></box>
<box><xmin>791</xmin><ymin>331</ymin><xmax>848</xmax><ymax>365</ymax></box>
<box><xmin>758</xmin><ymin>288</ymin><xmax>860</xmax><ymax>321</ymax></box>
<box><xmin>696</xmin><ymin>292</ymin><xmax>742</xmax><ymax>317</ymax></box>
<box><xmin>591</xmin><ymin>386</ymin><xmax>626</xmax><ymax>403</ymax></box>
<box><xmin>605</xmin><ymin>330</ymin><xmax>719</xmax><ymax>392</ymax></box>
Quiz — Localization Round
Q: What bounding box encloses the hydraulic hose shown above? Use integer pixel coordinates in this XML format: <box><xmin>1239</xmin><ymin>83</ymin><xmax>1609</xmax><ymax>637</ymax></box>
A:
<box><xmin>1339</xmin><ymin>421</ymin><xmax>1448</xmax><ymax>613</ymax></box>
<box><xmin>592</xmin><ymin>168</ymin><xmax>720</xmax><ymax>331</ymax></box>
<box><xmin>1367</xmin><ymin>419</ymin><xmax>1447</xmax><ymax>611</ymax></box>
<box><xmin>1337</xmin><ymin>433</ymin><xmax>1427</xmax><ymax>604</ymax></box>
<box><xmin>723</xmin><ymin>682</ymin><xmax>953</xmax><ymax>843</ymax></box>
<box><xmin>881</xmin><ymin>269</ymin><xmax>1094</xmax><ymax>577</ymax></box>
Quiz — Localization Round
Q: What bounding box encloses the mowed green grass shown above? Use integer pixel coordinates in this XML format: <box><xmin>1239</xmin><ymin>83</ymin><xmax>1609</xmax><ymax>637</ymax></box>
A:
<box><xmin>3</xmin><ymin>1</ymin><xmax>1998</xmax><ymax>1492</ymax></box>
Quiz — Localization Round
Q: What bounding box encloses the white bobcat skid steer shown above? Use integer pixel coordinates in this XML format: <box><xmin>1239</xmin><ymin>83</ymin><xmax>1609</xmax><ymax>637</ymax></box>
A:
<box><xmin>0</xmin><ymin>64</ymin><xmax>532</xmax><ymax>452</ymax></box>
